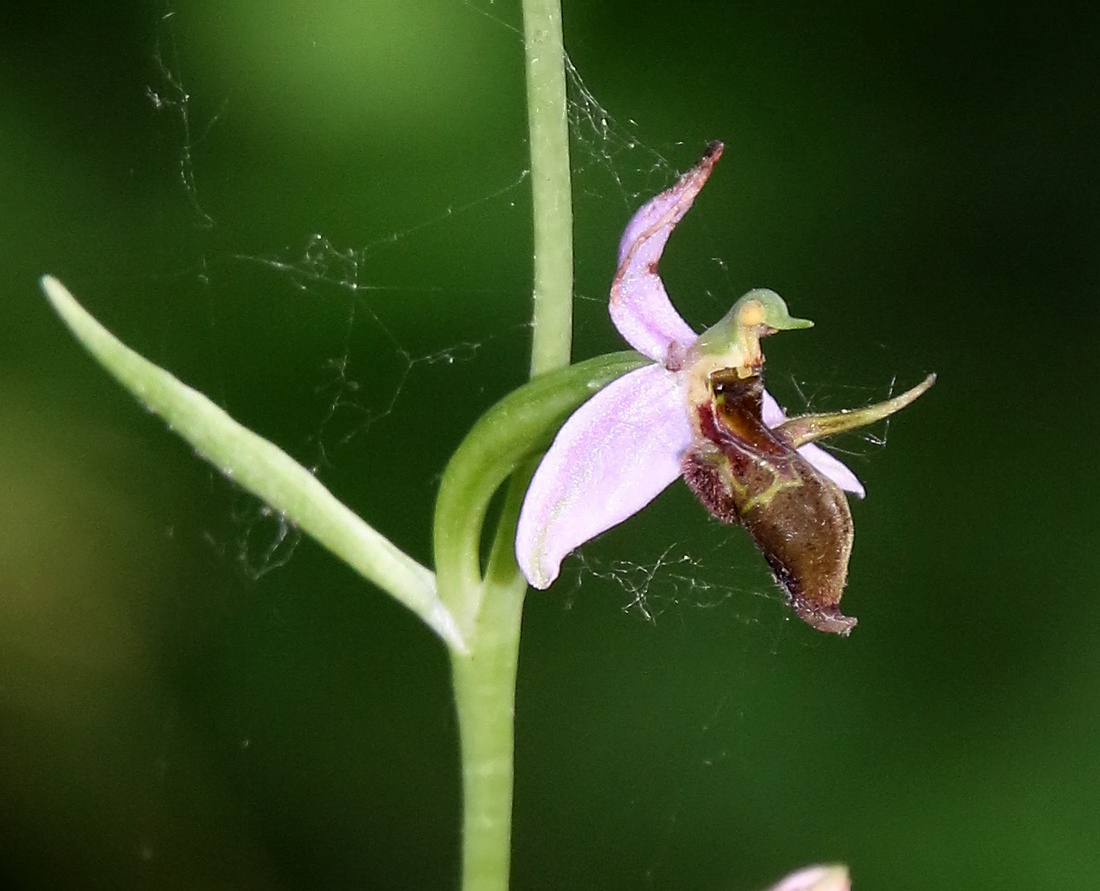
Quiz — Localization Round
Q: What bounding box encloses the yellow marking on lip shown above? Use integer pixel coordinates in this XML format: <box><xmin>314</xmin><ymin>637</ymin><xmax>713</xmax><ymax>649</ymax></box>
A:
<box><xmin>719</xmin><ymin>459</ymin><xmax>803</xmax><ymax>512</ymax></box>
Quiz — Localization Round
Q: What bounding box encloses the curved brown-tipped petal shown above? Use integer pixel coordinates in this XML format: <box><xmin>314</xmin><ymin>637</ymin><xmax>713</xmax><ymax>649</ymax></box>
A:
<box><xmin>609</xmin><ymin>143</ymin><xmax>723</xmax><ymax>362</ymax></box>
<box><xmin>516</xmin><ymin>363</ymin><xmax>692</xmax><ymax>589</ymax></box>
<box><xmin>761</xmin><ymin>390</ymin><xmax>865</xmax><ymax>498</ymax></box>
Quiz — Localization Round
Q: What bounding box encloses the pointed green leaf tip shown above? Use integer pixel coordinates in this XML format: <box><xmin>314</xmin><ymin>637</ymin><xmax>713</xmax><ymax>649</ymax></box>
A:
<box><xmin>39</xmin><ymin>275</ymin><xmax>466</xmax><ymax>653</ymax></box>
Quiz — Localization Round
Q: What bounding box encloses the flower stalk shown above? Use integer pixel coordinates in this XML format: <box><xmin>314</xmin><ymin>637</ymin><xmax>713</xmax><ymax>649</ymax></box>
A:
<box><xmin>438</xmin><ymin>352</ymin><xmax>644</xmax><ymax>891</ymax></box>
<box><xmin>446</xmin><ymin>1</ymin><xmax>576</xmax><ymax>889</ymax></box>
<box><xmin>523</xmin><ymin>0</ymin><xmax>573</xmax><ymax>377</ymax></box>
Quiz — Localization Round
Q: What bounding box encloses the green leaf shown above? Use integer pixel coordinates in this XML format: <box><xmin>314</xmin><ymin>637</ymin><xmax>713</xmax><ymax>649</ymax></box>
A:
<box><xmin>40</xmin><ymin>275</ymin><xmax>465</xmax><ymax>653</ymax></box>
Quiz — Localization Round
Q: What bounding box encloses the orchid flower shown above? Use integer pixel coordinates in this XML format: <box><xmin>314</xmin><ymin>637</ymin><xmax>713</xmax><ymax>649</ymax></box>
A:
<box><xmin>516</xmin><ymin>142</ymin><xmax>934</xmax><ymax>633</ymax></box>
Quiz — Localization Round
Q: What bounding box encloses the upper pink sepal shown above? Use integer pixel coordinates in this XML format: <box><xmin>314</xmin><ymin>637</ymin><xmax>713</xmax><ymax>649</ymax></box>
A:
<box><xmin>609</xmin><ymin>143</ymin><xmax>724</xmax><ymax>362</ymax></box>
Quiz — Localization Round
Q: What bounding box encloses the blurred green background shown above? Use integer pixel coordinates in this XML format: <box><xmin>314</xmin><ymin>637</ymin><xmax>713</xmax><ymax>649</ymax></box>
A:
<box><xmin>2</xmin><ymin>1</ymin><xmax>1098</xmax><ymax>888</ymax></box>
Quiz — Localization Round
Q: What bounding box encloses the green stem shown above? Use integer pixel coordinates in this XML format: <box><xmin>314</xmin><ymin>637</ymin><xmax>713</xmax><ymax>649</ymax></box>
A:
<box><xmin>450</xmin><ymin>469</ymin><xmax>531</xmax><ymax>891</ymax></box>
<box><xmin>451</xmin><ymin>587</ymin><xmax>524</xmax><ymax>891</ymax></box>
<box><xmin>438</xmin><ymin>353</ymin><xmax>644</xmax><ymax>891</ymax></box>
<box><xmin>523</xmin><ymin>0</ymin><xmax>573</xmax><ymax>376</ymax></box>
<box><xmin>450</xmin><ymin>1</ymin><xmax>573</xmax><ymax>886</ymax></box>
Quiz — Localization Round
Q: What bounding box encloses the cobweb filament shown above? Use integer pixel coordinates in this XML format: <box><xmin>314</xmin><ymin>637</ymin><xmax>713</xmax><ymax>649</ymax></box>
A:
<box><xmin>140</xmin><ymin>0</ymin><xmax>816</xmax><ymax>613</ymax></box>
<box><xmin>572</xmin><ymin>546</ymin><xmax>736</xmax><ymax>623</ymax></box>
<box><xmin>232</xmin><ymin>505</ymin><xmax>301</xmax><ymax>582</ymax></box>
<box><xmin>308</xmin><ymin>328</ymin><xmax>484</xmax><ymax>471</ymax></box>
<box><xmin>563</xmin><ymin>55</ymin><xmax>684</xmax><ymax>211</ymax></box>
<box><xmin>149</xmin><ymin>5</ymin><xmax>220</xmax><ymax>231</ymax></box>
<box><xmin>461</xmin><ymin>1</ymin><xmax>682</xmax><ymax>208</ymax></box>
<box><xmin>783</xmin><ymin>373</ymin><xmax>905</xmax><ymax>454</ymax></box>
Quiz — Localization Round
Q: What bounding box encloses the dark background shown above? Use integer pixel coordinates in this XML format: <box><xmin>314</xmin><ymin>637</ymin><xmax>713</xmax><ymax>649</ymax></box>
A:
<box><xmin>3</xmin><ymin>1</ymin><xmax>1098</xmax><ymax>888</ymax></box>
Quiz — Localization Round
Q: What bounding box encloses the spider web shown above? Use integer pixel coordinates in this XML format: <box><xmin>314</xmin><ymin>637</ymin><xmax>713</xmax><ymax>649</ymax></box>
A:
<box><xmin>137</xmin><ymin>0</ymin><xmax>909</xmax><ymax>631</ymax></box>
<box><xmin>21</xmin><ymin>4</ymin><xmax>929</xmax><ymax>888</ymax></box>
<box><xmin>140</xmin><ymin>3</ymin><xmax>536</xmax><ymax>582</ymax></box>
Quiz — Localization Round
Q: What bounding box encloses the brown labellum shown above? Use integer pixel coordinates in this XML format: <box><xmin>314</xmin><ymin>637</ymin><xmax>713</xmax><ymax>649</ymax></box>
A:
<box><xmin>682</xmin><ymin>369</ymin><xmax>858</xmax><ymax>635</ymax></box>
<box><xmin>683</xmin><ymin>367</ymin><xmax>935</xmax><ymax>635</ymax></box>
